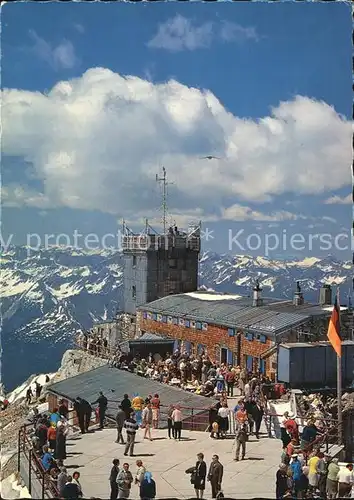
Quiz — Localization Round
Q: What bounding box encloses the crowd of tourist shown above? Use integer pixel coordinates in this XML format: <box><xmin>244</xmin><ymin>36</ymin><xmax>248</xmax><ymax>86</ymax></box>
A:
<box><xmin>26</xmin><ymin>400</ymin><xmax>83</xmax><ymax>498</ymax></box>
<box><xmin>275</xmin><ymin>398</ymin><xmax>354</xmax><ymax>499</ymax></box>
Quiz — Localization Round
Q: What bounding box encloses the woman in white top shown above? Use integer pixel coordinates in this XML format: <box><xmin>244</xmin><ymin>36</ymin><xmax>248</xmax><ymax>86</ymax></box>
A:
<box><xmin>217</xmin><ymin>402</ymin><xmax>230</xmax><ymax>438</ymax></box>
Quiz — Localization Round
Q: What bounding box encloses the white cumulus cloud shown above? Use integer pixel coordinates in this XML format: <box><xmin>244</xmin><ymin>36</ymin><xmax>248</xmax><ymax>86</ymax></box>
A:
<box><xmin>2</xmin><ymin>68</ymin><xmax>352</xmax><ymax>224</ymax></box>
<box><xmin>324</xmin><ymin>194</ymin><xmax>351</xmax><ymax>205</ymax></box>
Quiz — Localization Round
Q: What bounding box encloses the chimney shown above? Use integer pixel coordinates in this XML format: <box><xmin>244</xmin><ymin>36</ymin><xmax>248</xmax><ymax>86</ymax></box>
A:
<box><xmin>252</xmin><ymin>279</ymin><xmax>263</xmax><ymax>307</ymax></box>
<box><xmin>293</xmin><ymin>281</ymin><xmax>304</xmax><ymax>306</ymax></box>
<box><xmin>319</xmin><ymin>284</ymin><xmax>332</xmax><ymax>306</ymax></box>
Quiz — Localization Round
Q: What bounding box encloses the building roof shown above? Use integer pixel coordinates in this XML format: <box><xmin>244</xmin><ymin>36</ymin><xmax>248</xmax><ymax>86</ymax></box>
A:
<box><xmin>132</xmin><ymin>332</ymin><xmax>173</xmax><ymax>343</ymax></box>
<box><xmin>138</xmin><ymin>291</ymin><xmax>335</xmax><ymax>337</ymax></box>
<box><xmin>47</xmin><ymin>365</ymin><xmax>214</xmax><ymax>426</ymax></box>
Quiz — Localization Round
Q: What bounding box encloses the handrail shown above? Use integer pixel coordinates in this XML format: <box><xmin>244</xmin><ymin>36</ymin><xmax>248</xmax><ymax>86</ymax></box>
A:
<box><xmin>19</xmin><ymin>424</ymin><xmax>60</xmax><ymax>499</ymax></box>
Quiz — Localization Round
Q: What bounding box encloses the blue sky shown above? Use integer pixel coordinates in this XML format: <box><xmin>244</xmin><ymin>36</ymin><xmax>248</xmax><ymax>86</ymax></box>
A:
<box><xmin>2</xmin><ymin>2</ymin><xmax>352</xmax><ymax>260</ymax></box>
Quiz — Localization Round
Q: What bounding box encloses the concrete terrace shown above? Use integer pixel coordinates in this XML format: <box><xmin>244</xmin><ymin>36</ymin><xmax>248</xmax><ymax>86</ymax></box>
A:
<box><xmin>64</xmin><ymin>424</ymin><xmax>280</xmax><ymax>499</ymax></box>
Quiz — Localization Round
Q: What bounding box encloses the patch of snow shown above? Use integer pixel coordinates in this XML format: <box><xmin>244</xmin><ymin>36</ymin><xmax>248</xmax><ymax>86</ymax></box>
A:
<box><xmin>0</xmin><ymin>272</ymin><xmax>36</xmax><ymax>298</ymax></box>
<box><xmin>287</xmin><ymin>257</ymin><xmax>321</xmax><ymax>267</ymax></box>
<box><xmin>322</xmin><ymin>276</ymin><xmax>347</xmax><ymax>285</ymax></box>
<box><xmin>7</xmin><ymin>373</ymin><xmax>56</xmax><ymax>404</ymax></box>
<box><xmin>47</xmin><ymin>282</ymin><xmax>82</xmax><ymax>299</ymax></box>
<box><xmin>185</xmin><ymin>292</ymin><xmax>243</xmax><ymax>301</ymax></box>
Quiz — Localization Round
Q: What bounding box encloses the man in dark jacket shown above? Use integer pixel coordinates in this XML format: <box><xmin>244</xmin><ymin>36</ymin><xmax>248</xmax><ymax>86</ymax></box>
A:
<box><xmin>74</xmin><ymin>397</ymin><xmax>92</xmax><ymax>433</ymax></box>
<box><xmin>207</xmin><ymin>454</ymin><xmax>223</xmax><ymax>499</ymax></box>
<box><xmin>121</xmin><ymin>394</ymin><xmax>132</xmax><ymax>419</ymax></box>
<box><xmin>109</xmin><ymin>458</ymin><xmax>120</xmax><ymax>500</ymax></box>
<box><xmin>115</xmin><ymin>405</ymin><xmax>126</xmax><ymax>444</ymax></box>
<box><xmin>62</xmin><ymin>476</ymin><xmax>80</xmax><ymax>499</ymax></box>
<box><xmin>58</xmin><ymin>399</ymin><xmax>69</xmax><ymax>419</ymax></box>
<box><xmin>92</xmin><ymin>391</ymin><xmax>108</xmax><ymax>429</ymax></box>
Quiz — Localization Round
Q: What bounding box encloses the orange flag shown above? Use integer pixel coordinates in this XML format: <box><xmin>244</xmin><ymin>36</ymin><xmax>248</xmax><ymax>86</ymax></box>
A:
<box><xmin>327</xmin><ymin>292</ymin><xmax>341</xmax><ymax>357</ymax></box>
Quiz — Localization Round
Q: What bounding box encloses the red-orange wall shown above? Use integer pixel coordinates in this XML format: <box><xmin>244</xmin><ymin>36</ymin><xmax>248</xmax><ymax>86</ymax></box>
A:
<box><xmin>139</xmin><ymin>317</ymin><xmax>272</xmax><ymax>374</ymax></box>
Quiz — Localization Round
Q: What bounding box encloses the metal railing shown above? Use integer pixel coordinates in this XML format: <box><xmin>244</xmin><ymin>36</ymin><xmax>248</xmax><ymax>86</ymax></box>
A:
<box><xmin>263</xmin><ymin>410</ymin><xmax>343</xmax><ymax>455</ymax></box>
<box><xmin>18</xmin><ymin>423</ymin><xmax>60</xmax><ymax>499</ymax></box>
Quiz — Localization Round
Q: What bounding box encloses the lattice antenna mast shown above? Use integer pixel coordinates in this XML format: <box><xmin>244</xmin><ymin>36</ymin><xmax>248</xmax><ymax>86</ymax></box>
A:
<box><xmin>155</xmin><ymin>166</ymin><xmax>173</xmax><ymax>234</ymax></box>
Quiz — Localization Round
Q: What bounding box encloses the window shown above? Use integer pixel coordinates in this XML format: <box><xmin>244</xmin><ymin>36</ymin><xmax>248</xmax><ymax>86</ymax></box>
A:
<box><xmin>179</xmin><ymin>318</ymin><xmax>185</xmax><ymax>326</ymax></box>
<box><xmin>162</xmin><ymin>315</ymin><xmax>167</xmax><ymax>323</ymax></box>
<box><xmin>228</xmin><ymin>328</ymin><xmax>235</xmax><ymax>337</ymax></box>
<box><xmin>259</xmin><ymin>334</ymin><xmax>267</xmax><ymax>344</ymax></box>
<box><xmin>185</xmin><ymin>320</ymin><xmax>190</xmax><ymax>328</ymax></box>
<box><xmin>196</xmin><ymin>322</ymin><xmax>202</xmax><ymax>330</ymax></box>
<box><xmin>172</xmin><ymin>317</ymin><xmax>178</xmax><ymax>325</ymax></box>
<box><xmin>202</xmin><ymin>322</ymin><xmax>208</xmax><ymax>331</ymax></box>
<box><xmin>157</xmin><ymin>314</ymin><xmax>162</xmax><ymax>322</ymax></box>
<box><xmin>245</xmin><ymin>332</ymin><xmax>253</xmax><ymax>341</ymax></box>
<box><xmin>167</xmin><ymin>316</ymin><xmax>173</xmax><ymax>324</ymax></box>
<box><xmin>147</xmin><ymin>312</ymin><xmax>152</xmax><ymax>320</ymax></box>
<box><xmin>197</xmin><ymin>344</ymin><xmax>205</xmax><ymax>355</ymax></box>
<box><xmin>153</xmin><ymin>313</ymin><xmax>157</xmax><ymax>321</ymax></box>
<box><xmin>143</xmin><ymin>312</ymin><xmax>147</xmax><ymax>319</ymax></box>
<box><xmin>132</xmin><ymin>255</ymin><xmax>137</xmax><ymax>267</ymax></box>
<box><xmin>190</xmin><ymin>320</ymin><xmax>196</xmax><ymax>329</ymax></box>
<box><xmin>132</xmin><ymin>285</ymin><xmax>136</xmax><ymax>298</ymax></box>
<box><xmin>259</xmin><ymin>358</ymin><xmax>266</xmax><ymax>374</ymax></box>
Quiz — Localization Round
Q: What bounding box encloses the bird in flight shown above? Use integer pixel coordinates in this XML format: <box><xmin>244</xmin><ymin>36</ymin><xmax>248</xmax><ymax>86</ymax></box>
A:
<box><xmin>200</xmin><ymin>155</ymin><xmax>221</xmax><ymax>160</ymax></box>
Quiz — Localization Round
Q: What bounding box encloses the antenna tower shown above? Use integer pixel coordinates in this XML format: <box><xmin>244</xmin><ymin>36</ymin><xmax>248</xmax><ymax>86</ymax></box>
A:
<box><xmin>155</xmin><ymin>166</ymin><xmax>172</xmax><ymax>234</ymax></box>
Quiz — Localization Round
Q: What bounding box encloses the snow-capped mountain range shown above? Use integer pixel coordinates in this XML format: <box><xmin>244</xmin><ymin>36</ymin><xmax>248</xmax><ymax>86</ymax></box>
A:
<box><xmin>1</xmin><ymin>246</ymin><xmax>352</xmax><ymax>391</ymax></box>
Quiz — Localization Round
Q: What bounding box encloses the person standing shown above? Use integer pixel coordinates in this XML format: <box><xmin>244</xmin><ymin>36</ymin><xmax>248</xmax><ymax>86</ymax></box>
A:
<box><xmin>135</xmin><ymin>460</ymin><xmax>146</xmax><ymax>487</ymax></box>
<box><xmin>142</xmin><ymin>401</ymin><xmax>153</xmax><ymax>441</ymax></box>
<box><xmin>109</xmin><ymin>459</ymin><xmax>120</xmax><ymax>500</ymax></box>
<box><xmin>73</xmin><ymin>398</ymin><xmax>85</xmax><ymax>434</ymax></box>
<box><xmin>47</xmin><ymin>423</ymin><xmax>57</xmax><ymax>453</ymax></box>
<box><xmin>276</xmin><ymin>464</ymin><xmax>289</xmax><ymax>499</ymax></box>
<box><xmin>72</xmin><ymin>471</ymin><xmax>83</xmax><ymax>497</ymax></box>
<box><xmin>55</xmin><ymin>424</ymin><xmax>67</xmax><ymax>466</ymax></box>
<box><xmin>150</xmin><ymin>394</ymin><xmax>160</xmax><ymax>429</ymax></box>
<box><xmin>217</xmin><ymin>403</ymin><xmax>230</xmax><ymax>439</ymax></box>
<box><xmin>337</xmin><ymin>463</ymin><xmax>354</xmax><ymax>498</ymax></box>
<box><xmin>307</xmin><ymin>452</ymin><xmax>320</xmax><ymax>494</ymax></box>
<box><xmin>117</xmin><ymin>462</ymin><xmax>133</xmax><ymax>499</ymax></box>
<box><xmin>290</xmin><ymin>455</ymin><xmax>302</xmax><ymax>497</ymax></box>
<box><xmin>115</xmin><ymin>405</ymin><xmax>126</xmax><ymax>444</ymax></box>
<box><xmin>62</xmin><ymin>476</ymin><xmax>80</xmax><ymax>499</ymax></box>
<box><xmin>167</xmin><ymin>405</ymin><xmax>174</xmax><ymax>439</ymax></box>
<box><xmin>92</xmin><ymin>391</ymin><xmax>108</xmax><ymax>429</ymax></box>
<box><xmin>225</xmin><ymin>368</ymin><xmax>236</xmax><ymax>397</ymax></box>
<box><xmin>326</xmin><ymin>458</ymin><xmax>340</xmax><ymax>499</ymax></box>
<box><xmin>171</xmin><ymin>405</ymin><xmax>183</xmax><ymax>441</ymax></box>
<box><xmin>124</xmin><ymin>412</ymin><xmax>139</xmax><ymax>457</ymax></box>
<box><xmin>253</xmin><ymin>402</ymin><xmax>264</xmax><ymax>440</ymax></box>
<box><xmin>57</xmin><ymin>466</ymin><xmax>68</xmax><ymax>496</ymax></box>
<box><xmin>26</xmin><ymin>387</ymin><xmax>33</xmax><ymax>405</ymax></box>
<box><xmin>194</xmin><ymin>453</ymin><xmax>207</xmax><ymax>499</ymax></box>
<box><xmin>207</xmin><ymin>454</ymin><xmax>223</xmax><ymax>499</ymax></box>
<box><xmin>121</xmin><ymin>394</ymin><xmax>132</xmax><ymax>420</ymax></box>
<box><xmin>140</xmin><ymin>472</ymin><xmax>156</xmax><ymax>500</ymax></box>
<box><xmin>131</xmin><ymin>394</ymin><xmax>144</xmax><ymax>426</ymax></box>
<box><xmin>234</xmin><ymin>424</ymin><xmax>248</xmax><ymax>461</ymax></box>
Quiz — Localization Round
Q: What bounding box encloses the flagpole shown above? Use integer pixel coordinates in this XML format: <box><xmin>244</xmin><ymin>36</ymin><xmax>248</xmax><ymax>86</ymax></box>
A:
<box><xmin>336</xmin><ymin>287</ymin><xmax>342</xmax><ymax>445</ymax></box>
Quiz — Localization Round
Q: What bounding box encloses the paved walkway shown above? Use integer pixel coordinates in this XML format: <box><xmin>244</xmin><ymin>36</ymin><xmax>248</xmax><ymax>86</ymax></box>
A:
<box><xmin>64</xmin><ymin>423</ymin><xmax>280</xmax><ymax>499</ymax></box>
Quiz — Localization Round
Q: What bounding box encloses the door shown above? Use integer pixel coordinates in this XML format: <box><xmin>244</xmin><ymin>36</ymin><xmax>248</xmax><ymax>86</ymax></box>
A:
<box><xmin>184</xmin><ymin>341</ymin><xmax>191</xmax><ymax>354</ymax></box>
<box><xmin>197</xmin><ymin>344</ymin><xmax>205</xmax><ymax>355</ymax></box>
<box><xmin>173</xmin><ymin>339</ymin><xmax>180</xmax><ymax>352</ymax></box>
<box><xmin>259</xmin><ymin>358</ymin><xmax>266</xmax><ymax>374</ymax></box>
<box><xmin>246</xmin><ymin>355</ymin><xmax>253</xmax><ymax>373</ymax></box>
<box><xmin>221</xmin><ymin>347</ymin><xmax>227</xmax><ymax>365</ymax></box>
<box><xmin>227</xmin><ymin>350</ymin><xmax>234</xmax><ymax>366</ymax></box>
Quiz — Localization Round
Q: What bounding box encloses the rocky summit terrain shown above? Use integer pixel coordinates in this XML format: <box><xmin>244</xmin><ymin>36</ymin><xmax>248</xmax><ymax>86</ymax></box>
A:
<box><xmin>1</xmin><ymin>246</ymin><xmax>351</xmax><ymax>390</ymax></box>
